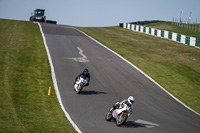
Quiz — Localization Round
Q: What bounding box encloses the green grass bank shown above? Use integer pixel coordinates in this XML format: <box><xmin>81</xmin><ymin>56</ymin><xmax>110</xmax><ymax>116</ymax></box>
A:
<box><xmin>76</xmin><ymin>26</ymin><xmax>200</xmax><ymax>114</ymax></box>
<box><xmin>144</xmin><ymin>22</ymin><xmax>200</xmax><ymax>38</ymax></box>
<box><xmin>0</xmin><ymin>19</ymin><xmax>76</xmax><ymax>132</ymax></box>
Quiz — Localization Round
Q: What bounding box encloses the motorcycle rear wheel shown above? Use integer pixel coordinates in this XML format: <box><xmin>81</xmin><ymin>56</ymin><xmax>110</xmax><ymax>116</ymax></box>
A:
<box><xmin>105</xmin><ymin>112</ymin><xmax>113</xmax><ymax>121</ymax></box>
<box><xmin>116</xmin><ymin>113</ymin><xmax>127</xmax><ymax>126</ymax></box>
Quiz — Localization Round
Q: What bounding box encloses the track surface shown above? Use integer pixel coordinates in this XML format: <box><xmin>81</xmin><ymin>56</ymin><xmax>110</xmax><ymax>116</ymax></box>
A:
<box><xmin>40</xmin><ymin>23</ymin><xmax>200</xmax><ymax>133</ymax></box>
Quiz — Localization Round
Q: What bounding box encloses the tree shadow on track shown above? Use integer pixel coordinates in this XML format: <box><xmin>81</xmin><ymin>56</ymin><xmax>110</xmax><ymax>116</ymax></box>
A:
<box><xmin>79</xmin><ymin>90</ymin><xmax>107</xmax><ymax>95</ymax></box>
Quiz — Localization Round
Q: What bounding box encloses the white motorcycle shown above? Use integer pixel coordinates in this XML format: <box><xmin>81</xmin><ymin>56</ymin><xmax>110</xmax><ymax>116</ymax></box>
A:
<box><xmin>105</xmin><ymin>103</ymin><xmax>132</xmax><ymax>126</ymax></box>
<box><xmin>74</xmin><ymin>75</ymin><xmax>88</xmax><ymax>94</ymax></box>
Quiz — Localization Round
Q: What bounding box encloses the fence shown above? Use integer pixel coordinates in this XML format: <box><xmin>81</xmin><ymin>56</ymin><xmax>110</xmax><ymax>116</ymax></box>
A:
<box><xmin>172</xmin><ymin>18</ymin><xmax>200</xmax><ymax>32</ymax></box>
<box><xmin>121</xmin><ymin>23</ymin><xmax>200</xmax><ymax>48</ymax></box>
<box><xmin>173</xmin><ymin>22</ymin><xmax>200</xmax><ymax>32</ymax></box>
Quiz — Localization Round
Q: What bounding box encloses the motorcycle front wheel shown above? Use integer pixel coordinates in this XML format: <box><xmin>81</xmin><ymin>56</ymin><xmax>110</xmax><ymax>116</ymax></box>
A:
<box><xmin>116</xmin><ymin>113</ymin><xmax>128</xmax><ymax>126</ymax></box>
<box><xmin>76</xmin><ymin>85</ymin><xmax>83</xmax><ymax>94</ymax></box>
<box><xmin>105</xmin><ymin>112</ymin><xmax>113</xmax><ymax>121</ymax></box>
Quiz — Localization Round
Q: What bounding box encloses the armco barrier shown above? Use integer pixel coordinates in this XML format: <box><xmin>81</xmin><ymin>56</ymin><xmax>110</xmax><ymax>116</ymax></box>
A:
<box><xmin>122</xmin><ymin>23</ymin><xmax>200</xmax><ymax>48</ymax></box>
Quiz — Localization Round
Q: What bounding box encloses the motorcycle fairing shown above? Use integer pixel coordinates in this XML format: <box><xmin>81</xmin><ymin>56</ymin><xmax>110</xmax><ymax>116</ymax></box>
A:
<box><xmin>112</xmin><ymin>110</ymin><xmax>118</xmax><ymax>119</ymax></box>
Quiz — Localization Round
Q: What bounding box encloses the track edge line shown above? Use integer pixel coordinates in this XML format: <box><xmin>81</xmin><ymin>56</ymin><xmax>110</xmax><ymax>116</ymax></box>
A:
<box><xmin>37</xmin><ymin>23</ymin><xmax>82</xmax><ymax>133</ymax></box>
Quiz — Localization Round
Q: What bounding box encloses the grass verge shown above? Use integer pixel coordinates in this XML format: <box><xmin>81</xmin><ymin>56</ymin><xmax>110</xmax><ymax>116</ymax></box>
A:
<box><xmin>144</xmin><ymin>22</ymin><xmax>200</xmax><ymax>38</ymax></box>
<box><xmin>0</xmin><ymin>19</ymin><xmax>77</xmax><ymax>132</ymax></box>
<box><xmin>76</xmin><ymin>26</ymin><xmax>200</xmax><ymax>114</ymax></box>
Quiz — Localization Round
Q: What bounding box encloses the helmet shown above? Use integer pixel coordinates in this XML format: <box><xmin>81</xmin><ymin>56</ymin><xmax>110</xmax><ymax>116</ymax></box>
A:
<box><xmin>128</xmin><ymin>96</ymin><xmax>134</xmax><ymax>104</ymax></box>
<box><xmin>83</xmin><ymin>69</ymin><xmax>89</xmax><ymax>75</ymax></box>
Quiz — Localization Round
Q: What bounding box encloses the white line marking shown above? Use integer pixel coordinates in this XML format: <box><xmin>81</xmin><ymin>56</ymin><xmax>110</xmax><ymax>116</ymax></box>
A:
<box><xmin>75</xmin><ymin>28</ymin><xmax>200</xmax><ymax>116</ymax></box>
<box><xmin>135</xmin><ymin>119</ymin><xmax>160</xmax><ymax>128</ymax></box>
<box><xmin>77</xmin><ymin>47</ymin><xmax>87</xmax><ymax>58</ymax></box>
<box><xmin>37</xmin><ymin>23</ymin><xmax>82</xmax><ymax>133</ymax></box>
<box><xmin>67</xmin><ymin>47</ymin><xmax>89</xmax><ymax>63</ymax></box>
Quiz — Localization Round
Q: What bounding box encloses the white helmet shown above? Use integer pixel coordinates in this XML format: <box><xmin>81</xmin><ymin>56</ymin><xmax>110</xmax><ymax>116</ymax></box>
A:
<box><xmin>128</xmin><ymin>96</ymin><xmax>134</xmax><ymax>104</ymax></box>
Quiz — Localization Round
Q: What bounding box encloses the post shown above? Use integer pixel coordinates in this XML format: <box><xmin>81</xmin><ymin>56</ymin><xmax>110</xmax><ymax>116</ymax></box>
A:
<box><xmin>188</xmin><ymin>12</ymin><xmax>192</xmax><ymax>24</ymax></box>
<box><xmin>196</xmin><ymin>18</ymin><xmax>198</xmax><ymax>32</ymax></box>
<box><xmin>48</xmin><ymin>86</ymin><xmax>51</xmax><ymax>96</ymax></box>
<box><xmin>180</xmin><ymin>11</ymin><xmax>183</xmax><ymax>23</ymax></box>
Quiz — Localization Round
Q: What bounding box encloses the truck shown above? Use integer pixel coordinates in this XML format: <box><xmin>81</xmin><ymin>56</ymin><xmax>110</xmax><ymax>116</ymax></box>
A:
<box><xmin>29</xmin><ymin>9</ymin><xmax>46</xmax><ymax>23</ymax></box>
<box><xmin>29</xmin><ymin>9</ymin><xmax>57</xmax><ymax>24</ymax></box>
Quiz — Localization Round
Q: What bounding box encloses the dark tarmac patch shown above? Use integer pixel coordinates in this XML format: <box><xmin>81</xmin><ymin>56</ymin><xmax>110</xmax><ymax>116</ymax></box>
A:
<box><xmin>42</xmin><ymin>25</ymin><xmax>84</xmax><ymax>36</ymax></box>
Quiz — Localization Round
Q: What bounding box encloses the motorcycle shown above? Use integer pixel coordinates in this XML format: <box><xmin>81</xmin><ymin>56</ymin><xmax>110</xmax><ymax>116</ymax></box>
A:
<box><xmin>105</xmin><ymin>103</ymin><xmax>132</xmax><ymax>126</ymax></box>
<box><xmin>74</xmin><ymin>75</ymin><xmax>88</xmax><ymax>94</ymax></box>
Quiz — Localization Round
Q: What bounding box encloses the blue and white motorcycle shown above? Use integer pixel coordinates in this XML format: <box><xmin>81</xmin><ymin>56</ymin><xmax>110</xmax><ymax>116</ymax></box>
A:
<box><xmin>74</xmin><ymin>75</ymin><xmax>88</xmax><ymax>94</ymax></box>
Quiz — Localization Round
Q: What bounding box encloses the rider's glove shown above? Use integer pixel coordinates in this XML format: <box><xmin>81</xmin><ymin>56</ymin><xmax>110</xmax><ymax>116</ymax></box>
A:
<box><xmin>115</xmin><ymin>102</ymin><xmax>120</xmax><ymax>109</ymax></box>
<box><xmin>115</xmin><ymin>102</ymin><xmax>119</xmax><ymax>106</ymax></box>
<box><xmin>115</xmin><ymin>102</ymin><xmax>119</xmax><ymax>105</ymax></box>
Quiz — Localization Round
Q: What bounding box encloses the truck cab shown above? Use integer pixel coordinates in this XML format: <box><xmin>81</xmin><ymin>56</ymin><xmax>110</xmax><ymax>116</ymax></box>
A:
<box><xmin>29</xmin><ymin>9</ymin><xmax>46</xmax><ymax>22</ymax></box>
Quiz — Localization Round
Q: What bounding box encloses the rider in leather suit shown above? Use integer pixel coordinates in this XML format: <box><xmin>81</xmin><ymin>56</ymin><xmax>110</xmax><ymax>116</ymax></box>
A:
<box><xmin>74</xmin><ymin>68</ymin><xmax>90</xmax><ymax>86</ymax></box>
<box><xmin>112</xmin><ymin>96</ymin><xmax>135</xmax><ymax>113</ymax></box>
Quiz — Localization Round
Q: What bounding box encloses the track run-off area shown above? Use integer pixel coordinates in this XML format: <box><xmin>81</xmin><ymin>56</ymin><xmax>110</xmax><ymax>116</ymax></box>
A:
<box><xmin>39</xmin><ymin>23</ymin><xmax>200</xmax><ymax>133</ymax></box>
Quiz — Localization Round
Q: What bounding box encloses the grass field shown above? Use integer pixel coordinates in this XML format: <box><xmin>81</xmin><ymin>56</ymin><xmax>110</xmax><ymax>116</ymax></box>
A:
<box><xmin>1</xmin><ymin>19</ymin><xmax>199</xmax><ymax>132</ymax></box>
<box><xmin>0</xmin><ymin>19</ymin><xmax>77</xmax><ymax>132</ymax></box>
<box><xmin>144</xmin><ymin>22</ymin><xmax>200</xmax><ymax>38</ymax></box>
<box><xmin>76</xmin><ymin>26</ymin><xmax>200</xmax><ymax>114</ymax></box>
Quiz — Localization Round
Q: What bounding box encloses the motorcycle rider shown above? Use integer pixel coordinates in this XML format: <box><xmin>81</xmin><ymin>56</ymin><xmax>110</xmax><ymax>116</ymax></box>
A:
<box><xmin>112</xmin><ymin>96</ymin><xmax>135</xmax><ymax>113</ymax></box>
<box><xmin>74</xmin><ymin>68</ymin><xmax>90</xmax><ymax>86</ymax></box>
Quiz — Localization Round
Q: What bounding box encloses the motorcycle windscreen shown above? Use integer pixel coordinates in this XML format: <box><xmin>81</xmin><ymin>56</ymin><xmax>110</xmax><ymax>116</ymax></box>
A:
<box><xmin>112</xmin><ymin>110</ymin><xmax>118</xmax><ymax>119</ymax></box>
<box><xmin>80</xmin><ymin>75</ymin><xmax>86</xmax><ymax>79</ymax></box>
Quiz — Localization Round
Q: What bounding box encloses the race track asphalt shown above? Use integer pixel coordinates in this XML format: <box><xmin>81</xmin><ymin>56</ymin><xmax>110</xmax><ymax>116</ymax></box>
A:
<box><xmin>40</xmin><ymin>23</ymin><xmax>200</xmax><ymax>133</ymax></box>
